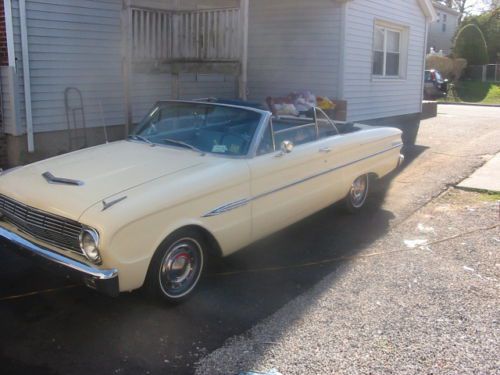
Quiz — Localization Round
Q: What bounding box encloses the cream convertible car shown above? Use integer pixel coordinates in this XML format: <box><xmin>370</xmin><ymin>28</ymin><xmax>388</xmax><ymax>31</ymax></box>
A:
<box><xmin>0</xmin><ymin>100</ymin><xmax>404</xmax><ymax>302</ymax></box>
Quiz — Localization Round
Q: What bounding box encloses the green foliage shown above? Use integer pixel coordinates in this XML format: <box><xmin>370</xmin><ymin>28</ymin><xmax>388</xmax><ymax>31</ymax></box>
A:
<box><xmin>454</xmin><ymin>24</ymin><xmax>489</xmax><ymax>65</ymax></box>
<box><xmin>440</xmin><ymin>82</ymin><xmax>500</xmax><ymax>104</ymax></box>
<box><xmin>459</xmin><ymin>10</ymin><xmax>499</xmax><ymax>63</ymax></box>
<box><xmin>426</xmin><ymin>55</ymin><xmax>467</xmax><ymax>82</ymax></box>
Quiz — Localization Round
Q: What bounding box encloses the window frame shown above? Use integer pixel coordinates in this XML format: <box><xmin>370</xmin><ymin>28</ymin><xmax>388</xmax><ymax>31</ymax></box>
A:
<box><xmin>255</xmin><ymin>109</ymin><xmax>340</xmax><ymax>156</ymax></box>
<box><xmin>372</xmin><ymin>20</ymin><xmax>409</xmax><ymax>80</ymax></box>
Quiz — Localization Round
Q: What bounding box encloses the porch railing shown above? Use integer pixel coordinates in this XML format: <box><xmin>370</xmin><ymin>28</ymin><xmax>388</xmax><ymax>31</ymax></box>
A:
<box><xmin>131</xmin><ymin>7</ymin><xmax>241</xmax><ymax>63</ymax></box>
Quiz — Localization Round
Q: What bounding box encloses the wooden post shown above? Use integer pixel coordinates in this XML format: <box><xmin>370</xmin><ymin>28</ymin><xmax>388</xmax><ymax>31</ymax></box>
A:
<box><xmin>122</xmin><ymin>0</ymin><xmax>133</xmax><ymax>137</ymax></box>
<box><xmin>238</xmin><ymin>0</ymin><xmax>249</xmax><ymax>100</ymax></box>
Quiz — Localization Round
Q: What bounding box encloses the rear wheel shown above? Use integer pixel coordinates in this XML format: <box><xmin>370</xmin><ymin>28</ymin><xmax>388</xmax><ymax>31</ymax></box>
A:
<box><xmin>146</xmin><ymin>229</ymin><xmax>206</xmax><ymax>303</ymax></box>
<box><xmin>344</xmin><ymin>174</ymin><xmax>369</xmax><ymax>213</ymax></box>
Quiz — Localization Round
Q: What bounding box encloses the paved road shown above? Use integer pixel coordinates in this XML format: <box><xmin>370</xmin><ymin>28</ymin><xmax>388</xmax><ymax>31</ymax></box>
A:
<box><xmin>0</xmin><ymin>105</ymin><xmax>499</xmax><ymax>375</ymax></box>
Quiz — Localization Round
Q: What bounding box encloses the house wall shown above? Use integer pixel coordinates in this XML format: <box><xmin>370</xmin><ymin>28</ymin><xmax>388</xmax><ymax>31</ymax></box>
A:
<box><xmin>246</xmin><ymin>0</ymin><xmax>342</xmax><ymax>103</ymax></box>
<box><xmin>342</xmin><ymin>0</ymin><xmax>427</xmax><ymax>122</ymax></box>
<box><xmin>2</xmin><ymin>0</ymin><xmax>238</xmax><ymax>165</ymax></box>
<box><xmin>427</xmin><ymin>6</ymin><xmax>459</xmax><ymax>55</ymax></box>
<box><xmin>0</xmin><ymin>0</ymin><xmax>8</xmax><ymax>167</ymax></box>
<box><xmin>8</xmin><ymin>0</ymin><xmax>124</xmax><ymax>135</ymax></box>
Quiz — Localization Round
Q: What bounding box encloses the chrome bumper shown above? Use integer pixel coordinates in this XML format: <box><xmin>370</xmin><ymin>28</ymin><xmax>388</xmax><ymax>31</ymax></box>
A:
<box><xmin>0</xmin><ymin>226</ymin><xmax>119</xmax><ymax>297</ymax></box>
<box><xmin>397</xmin><ymin>154</ymin><xmax>405</xmax><ymax>168</ymax></box>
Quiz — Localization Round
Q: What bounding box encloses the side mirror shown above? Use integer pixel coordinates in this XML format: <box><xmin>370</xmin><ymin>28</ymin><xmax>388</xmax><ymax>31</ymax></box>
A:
<box><xmin>280</xmin><ymin>140</ymin><xmax>294</xmax><ymax>154</ymax></box>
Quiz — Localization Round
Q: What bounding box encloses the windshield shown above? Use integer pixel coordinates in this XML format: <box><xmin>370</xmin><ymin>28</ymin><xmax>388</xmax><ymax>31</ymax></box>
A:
<box><xmin>132</xmin><ymin>102</ymin><xmax>263</xmax><ymax>157</ymax></box>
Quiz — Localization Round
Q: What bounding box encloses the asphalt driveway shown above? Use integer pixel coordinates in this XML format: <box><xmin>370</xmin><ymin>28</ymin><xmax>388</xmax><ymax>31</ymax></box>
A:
<box><xmin>0</xmin><ymin>105</ymin><xmax>499</xmax><ymax>375</ymax></box>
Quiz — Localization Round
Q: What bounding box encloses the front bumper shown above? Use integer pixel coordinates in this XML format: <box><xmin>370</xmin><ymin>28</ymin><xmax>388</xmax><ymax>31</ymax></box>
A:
<box><xmin>397</xmin><ymin>154</ymin><xmax>405</xmax><ymax>168</ymax></box>
<box><xmin>0</xmin><ymin>226</ymin><xmax>119</xmax><ymax>297</ymax></box>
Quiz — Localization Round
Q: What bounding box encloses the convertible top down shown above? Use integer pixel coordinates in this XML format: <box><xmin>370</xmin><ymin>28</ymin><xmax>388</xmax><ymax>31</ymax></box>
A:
<box><xmin>0</xmin><ymin>100</ymin><xmax>403</xmax><ymax>302</ymax></box>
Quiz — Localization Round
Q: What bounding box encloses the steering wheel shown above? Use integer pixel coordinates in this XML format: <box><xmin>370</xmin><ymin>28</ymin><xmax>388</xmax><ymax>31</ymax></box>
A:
<box><xmin>220</xmin><ymin>131</ymin><xmax>251</xmax><ymax>153</ymax></box>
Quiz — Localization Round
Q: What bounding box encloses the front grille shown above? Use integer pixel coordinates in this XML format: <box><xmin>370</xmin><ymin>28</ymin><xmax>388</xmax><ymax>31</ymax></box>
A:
<box><xmin>0</xmin><ymin>194</ymin><xmax>83</xmax><ymax>253</ymax></box>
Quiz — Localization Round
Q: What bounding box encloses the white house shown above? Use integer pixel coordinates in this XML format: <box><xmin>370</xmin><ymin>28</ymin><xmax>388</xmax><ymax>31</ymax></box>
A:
<box><xmin>428</xmin><ymin>1</ymin><xmax>460</xmax><ymax>55</ymax></box>
<box><xmin>0</xmin><ymin>0</ymin><xmax>436</xmax><ymax>166</ymax></box>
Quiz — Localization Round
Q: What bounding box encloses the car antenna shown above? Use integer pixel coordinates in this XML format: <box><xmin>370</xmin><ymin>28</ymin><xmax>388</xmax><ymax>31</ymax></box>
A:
<box><xmin>99</xmin><ymin>101</ymin><xmax>109</xmax><ymax>144</ymax></box>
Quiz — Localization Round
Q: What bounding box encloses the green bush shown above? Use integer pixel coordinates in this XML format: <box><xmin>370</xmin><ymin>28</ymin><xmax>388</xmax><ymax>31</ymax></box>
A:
<box><xmin>454</xmin><ymin>24</ymin><xmax>489</xmax><ymax>65</ymax></box>
<box><xmin>460</xmin><ymin>10</ymin><xmax>500</xmax><ymax>64</ymax></box>
<box><xmin>426</xmin><ymin>55</ymin><xmax>467</xmax><ymax>82</ymax></box>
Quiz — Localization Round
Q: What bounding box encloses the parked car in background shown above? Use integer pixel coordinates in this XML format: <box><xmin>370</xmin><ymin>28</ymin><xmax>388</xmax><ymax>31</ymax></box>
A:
<box><xmin>0</xmin><ymin>101</ymin><xmax>404</xmax><ymax>302</ymax></box>
<box><xmin>424</xmin><ymin>69</ymin><xmax>449</xmax><ymax>99</ymax></box>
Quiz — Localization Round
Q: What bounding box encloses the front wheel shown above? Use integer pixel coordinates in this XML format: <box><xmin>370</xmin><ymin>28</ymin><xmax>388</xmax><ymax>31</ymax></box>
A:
<box><xmin>344</xmin><ymin>175</ymin><xmax>369</xmax><ymax>213</ymax></box>
<box><xmin>146</xmin><ymin>229</ymin><xmax>206</xmax><ymax>303</ymax></box>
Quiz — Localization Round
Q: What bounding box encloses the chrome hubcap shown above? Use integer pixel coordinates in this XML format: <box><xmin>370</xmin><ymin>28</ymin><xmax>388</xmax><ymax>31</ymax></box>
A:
<box><xmin>159</xmin><ymin>238</ymin><xmax>203</xmax><ymax>298</ymax></box>
<box><xmin>350</xmin><ymin>175</ymin><xmax>368</xmax><ymax>208</ymax></box>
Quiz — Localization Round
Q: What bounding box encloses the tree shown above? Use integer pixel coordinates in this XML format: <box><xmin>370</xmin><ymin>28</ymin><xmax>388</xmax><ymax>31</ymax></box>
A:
<box><xmin>460</xmin><ymin>8</ymin><xmax>500</xmax><ymax>63</ymax></box>
<box><xmin>435</xmin><ymin>0</ymin><xmax>493</xmax><ymax>23</ymax></box>
<box><xmin>454</xmin><ymin>24</ymin><xmax>489</xmax><ymax>64</ymax></box>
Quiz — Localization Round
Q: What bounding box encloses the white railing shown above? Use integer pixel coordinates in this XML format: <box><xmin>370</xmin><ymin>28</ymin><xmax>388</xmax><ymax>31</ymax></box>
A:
<box><xmin>468</xmin><ymin>64</ymin><xmax>500</xmax><ymax>82</ymax></box>
<box><xmin>131</xmin><ymin>7</ymin><xmax>241</xmax><ymax>62</ymax></box>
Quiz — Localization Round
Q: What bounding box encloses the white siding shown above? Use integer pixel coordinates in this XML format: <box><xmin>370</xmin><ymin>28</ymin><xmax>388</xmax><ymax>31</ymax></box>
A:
<box><xmin>247</xmin><ymin>0</ymin><xmax>342</xmax><ymax>103</ymax></box>
<box><xmin>6</xmin><ymin>0</ymin><xmax>239</xmax><ymax>135</ymax></box>
<box><xmin>131</xmin><ymin>72</ymin><xmax>237</xmax><ymax>123</ymax></box>
<box><xmin>9</xmin><ymin>0</ymin><xmax>124</xmax><ymax>133</ymax></box>
<box><xmin>132</xmin><ymin>72</ymin><xmax>172</xmax><ymax>123</ymax></box>
<box><xmin>343</xmin><ymin>0</ymin><xmax>427</xmax><ymax>121</ymax></box>
<box><xmin>178</xmin><ymin>73</ymin><xmax>237</xmax><ymax>99</ymax></box>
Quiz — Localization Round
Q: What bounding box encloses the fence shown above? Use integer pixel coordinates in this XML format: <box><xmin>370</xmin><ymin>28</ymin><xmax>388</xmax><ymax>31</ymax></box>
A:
<box><xmin>467</xmin><ymin>64</ymin><xmax>500</xmax><ymax>82</ymax></box>
<box><xmin>131</xmin><ymin>7</ymin><xmax>241</xmax><ymax>63</ymax></box>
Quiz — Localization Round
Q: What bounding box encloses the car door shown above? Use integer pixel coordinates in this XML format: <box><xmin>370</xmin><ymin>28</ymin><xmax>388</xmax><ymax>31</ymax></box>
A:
<box><xmin>247</xmin><ymin>116</ymin><xmax>345</xmax><ymax>242</ymax></box>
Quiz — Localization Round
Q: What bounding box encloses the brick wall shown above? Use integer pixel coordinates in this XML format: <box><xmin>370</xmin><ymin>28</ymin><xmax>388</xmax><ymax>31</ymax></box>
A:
<box><xmin>0</xmin><ymin>1</ymin><xmax>8</xmax><ymax>167</ymax></box>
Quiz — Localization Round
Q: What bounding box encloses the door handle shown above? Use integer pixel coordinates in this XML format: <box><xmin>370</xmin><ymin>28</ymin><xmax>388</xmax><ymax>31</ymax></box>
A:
<box><xmin>319</xmin><ymin>147</ymin><xmax>332</xmax><ymax>153</ymax></box>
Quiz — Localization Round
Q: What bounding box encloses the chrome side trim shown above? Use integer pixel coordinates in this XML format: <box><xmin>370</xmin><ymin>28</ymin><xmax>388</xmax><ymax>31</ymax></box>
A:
<box><xmin>203</xmin><ymin>143</ymin><xmax>403</xmax><ymax>217</ymax></box>
<box><xmin>102</xmin><ymin>196</ymin><xmax>128</xmax><ymax>211</ymax></box>
<box><xmin>0</xmin><ymin>226</ymin><xmax>117</xmax><ymax>280</ymax></box>
<box><xmin>203</xmin><ymin>198</ymin><xmax>250</xmax><ymax>218</ymax></box>
<box><xmin>42</xmin><ymin>171</ymin><xmax>84</xmax><ymax>186</ymax></box>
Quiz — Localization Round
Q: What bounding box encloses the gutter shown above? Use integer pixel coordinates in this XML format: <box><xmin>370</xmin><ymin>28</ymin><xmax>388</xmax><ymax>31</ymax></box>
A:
<box><xmin>19</xmin><ymin>0</ymin><xmax>35</xmax><ymax>152</ymax></box>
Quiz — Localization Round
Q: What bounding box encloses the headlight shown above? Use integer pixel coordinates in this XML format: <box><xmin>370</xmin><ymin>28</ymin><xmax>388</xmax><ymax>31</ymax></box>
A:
<box><xmin>79</xmin><ymin>228</ymin><xmax>101</xmax><ymax>264</ymax></box>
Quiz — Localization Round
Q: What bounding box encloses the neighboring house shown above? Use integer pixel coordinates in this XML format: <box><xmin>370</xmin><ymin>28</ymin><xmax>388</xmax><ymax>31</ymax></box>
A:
<box><xmin>428</xmin><ymin>1</ymin><xmax>460</xmax><ymax>55</ymax></box>
<box><xmin>0</xmin><ymin>0</ymin><xmax>436</xmax><ymax>166</ymax></box>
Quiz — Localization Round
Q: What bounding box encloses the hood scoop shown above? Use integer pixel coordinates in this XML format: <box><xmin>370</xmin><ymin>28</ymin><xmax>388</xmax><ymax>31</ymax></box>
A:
<box><xmin>42</xmin><ymin>171</ymin><xmax>84</xmax><ymax>186</ymax></box>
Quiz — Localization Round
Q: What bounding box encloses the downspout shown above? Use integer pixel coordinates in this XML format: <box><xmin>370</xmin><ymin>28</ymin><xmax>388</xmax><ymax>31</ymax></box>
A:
<box><xmin>337</xmin><ymin>0</ymin><xmax>348</xmax><ymax>101</ymax></box>
<box><xmin>19</xmin><ymin>0</ymin><xmax>34</xmax><ymax>152</ymax></box>
<box><xmin>419</xmin><ymin>18</ymin><xmax>430</xmax><ymax>112</ymax></box>
<box><xmin>238</xmin><ymin>0</ymin><xmax>249</xmax><ymax>100</ymax></box>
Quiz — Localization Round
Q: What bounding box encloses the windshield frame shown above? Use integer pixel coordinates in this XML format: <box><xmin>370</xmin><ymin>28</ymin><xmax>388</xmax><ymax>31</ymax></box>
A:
<box><xmin>130</xmin><ymin>100</ymin><xmax>271</xmax><ymax>159</ymax></box>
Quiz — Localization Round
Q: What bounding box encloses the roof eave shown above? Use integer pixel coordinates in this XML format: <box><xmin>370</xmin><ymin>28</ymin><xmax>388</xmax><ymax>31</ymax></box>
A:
<box><xmin>418</xmin><ymin>0</ymin><xmax>438</xmax><ymax>22</ymax></box>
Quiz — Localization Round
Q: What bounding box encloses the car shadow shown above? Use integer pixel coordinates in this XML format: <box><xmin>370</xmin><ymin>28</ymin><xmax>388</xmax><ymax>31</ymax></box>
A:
<box><xmin>0</xmin><ymin>145</ymin><xmax>430</xmax><ymax>375</ymax></box>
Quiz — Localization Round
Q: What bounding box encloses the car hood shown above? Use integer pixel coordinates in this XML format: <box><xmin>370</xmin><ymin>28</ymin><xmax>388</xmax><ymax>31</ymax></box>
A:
<box><xmin>0</xmin><ymin>141</ymin><xmax>207</xmax><ymax>221</ymax></box>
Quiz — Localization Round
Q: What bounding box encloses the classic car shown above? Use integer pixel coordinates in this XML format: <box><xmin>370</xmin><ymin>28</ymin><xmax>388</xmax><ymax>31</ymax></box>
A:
<box><xmin>0</xmin><ymin>100</ymin><xmax>404</xmax><ymax>302</ymax></box>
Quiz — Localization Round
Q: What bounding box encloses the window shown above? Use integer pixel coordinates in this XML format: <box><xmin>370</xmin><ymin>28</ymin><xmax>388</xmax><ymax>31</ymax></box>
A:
<box><xmin>257</xmin><ymin>123</ymin><xmax>274</xmax><ymax>156</ymax></box>
<box><xmin>255</xmin><ymin>110</ymin><xmax>341</xmax><ymax>156</ymax></box>
<box><xmin>133</xmin><ymin>102</ymin><xmax>262</xmax><ymax>156</ymax></box>
<box><xmin>315</xmin><ymin>109</ymin><xmax>339</xmax><ymax>139</ymax></box>
<box><xmin>372</xmin><ymin>21</ymin><xmax>408</xmax><ymax>78</ymax></box>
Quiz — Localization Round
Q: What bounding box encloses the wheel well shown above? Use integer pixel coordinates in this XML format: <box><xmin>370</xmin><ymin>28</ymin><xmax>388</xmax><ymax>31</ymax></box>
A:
<box><xmin>367</xmin><ymin>172</ymin><xmax>379</xmax><ymax>181</ymax></box>
<box><xmin>177</xmin><ymin>225</ymin><xmax>223</xmax><ymax>259</ymax></box>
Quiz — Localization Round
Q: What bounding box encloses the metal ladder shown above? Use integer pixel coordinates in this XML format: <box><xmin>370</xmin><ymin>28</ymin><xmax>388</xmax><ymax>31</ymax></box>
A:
<box><xmin>64</xmin><ymin>87</ymin><xmax>88</xmax><ymax>150</ymax></box>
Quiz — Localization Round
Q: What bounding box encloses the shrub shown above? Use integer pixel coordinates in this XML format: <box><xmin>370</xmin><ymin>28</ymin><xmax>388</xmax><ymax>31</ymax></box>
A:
<box><xmin>426</xmin><ymin>55</ymin><xmax>468</xmax><ymax>82</ymax></box>
<box><xmin>454</xmin><ymin>24</ymin><xmax>489</xmax><ymax>65</ymax></box>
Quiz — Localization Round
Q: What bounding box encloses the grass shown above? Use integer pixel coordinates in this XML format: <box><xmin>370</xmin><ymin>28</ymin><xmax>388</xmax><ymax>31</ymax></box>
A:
<box><xmin>479</xmin><ymin>191</ymin><xmax>500</xmax><ymax>202</ymax></box>
<box><xmin>440</xmin><ymin>81</ymin><xmax>500</xmax><ymax>104</ymax></box>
